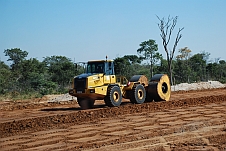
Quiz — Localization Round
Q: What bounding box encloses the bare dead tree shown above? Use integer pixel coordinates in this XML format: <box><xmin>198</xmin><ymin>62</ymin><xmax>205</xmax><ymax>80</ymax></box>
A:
<box><xmin>157</xmin><ymin>15</ymin><xmax>184</xmax><ymax>85</ymax></box>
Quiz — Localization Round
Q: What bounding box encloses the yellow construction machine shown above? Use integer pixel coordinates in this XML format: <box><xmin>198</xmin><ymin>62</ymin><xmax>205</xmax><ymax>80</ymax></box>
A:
<box><xmin>69</xmin><ymin>59</ymin><xmax>171</xmax><ymax>109</ymax></box>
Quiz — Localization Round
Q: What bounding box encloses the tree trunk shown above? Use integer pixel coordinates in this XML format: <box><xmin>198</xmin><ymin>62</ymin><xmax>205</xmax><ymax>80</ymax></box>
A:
<box><xmin>150</xmin><ymin>53</ymin><xmax>153</xmax><ymax>77</ymax></box>
<box><xmin>168</xmin><ymin>60</ymin><xmax>173</xmax><ymax>85</ymax></box>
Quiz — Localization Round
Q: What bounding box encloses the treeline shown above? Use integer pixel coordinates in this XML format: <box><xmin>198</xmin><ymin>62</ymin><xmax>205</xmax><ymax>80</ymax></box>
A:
<box><xmin>1</xmin><ymin>48</ymin><xmax>77</xmax><ymax>99</ymax></box>
<box><xmin>115</xmin><ymin>50</ymin><xmax>226</xmax><ymax>84</ymax></box>
<box><xmin>0</xmin><ymin>48</ymin><xmax>226</xmax><ymax>100</ymax></box>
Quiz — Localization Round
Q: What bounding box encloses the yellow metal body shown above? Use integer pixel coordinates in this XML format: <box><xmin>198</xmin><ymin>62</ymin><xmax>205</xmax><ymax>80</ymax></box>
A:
<box><xmin>69</xmin><ymin>59</ymin><xmax>171</xmax><ymax>110</ymax></box>
<box><xmin>69</xmin><ymin>72</ymin><xmax>133</xmax><ymax>100</ymax></box>
<box><xmin>69</xmin><ymin>60</ymin><xmax>171</xmax><ymax>104</ymax></box>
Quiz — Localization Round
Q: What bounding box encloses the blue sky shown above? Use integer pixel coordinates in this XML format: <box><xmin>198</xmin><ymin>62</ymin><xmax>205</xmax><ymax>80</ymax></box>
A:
<box><xmin>1</xmin><ymin>0</ymin><xmax>226</xmax><ymax>64</ymax></box>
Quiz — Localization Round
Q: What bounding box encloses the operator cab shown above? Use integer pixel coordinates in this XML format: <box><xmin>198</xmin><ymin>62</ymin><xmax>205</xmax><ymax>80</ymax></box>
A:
<box><xmin>86</xmin><ymin>60</ymin><xmax>114</xmax><ymax>75</ymax></box>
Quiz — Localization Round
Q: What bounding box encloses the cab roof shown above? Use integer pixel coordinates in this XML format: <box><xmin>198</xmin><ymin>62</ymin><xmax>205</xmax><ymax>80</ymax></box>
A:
<box><xmin>87</xmin><ymin>60</ymin><xmax>113</xmax><ymax>63</ymax></box>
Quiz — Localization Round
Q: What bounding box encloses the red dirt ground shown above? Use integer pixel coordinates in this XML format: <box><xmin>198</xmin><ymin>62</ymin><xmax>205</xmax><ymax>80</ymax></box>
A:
<box><xmin>0</xmin><ymin>88</ymin><xmax>226</xmax><ymax>151</ymax></box>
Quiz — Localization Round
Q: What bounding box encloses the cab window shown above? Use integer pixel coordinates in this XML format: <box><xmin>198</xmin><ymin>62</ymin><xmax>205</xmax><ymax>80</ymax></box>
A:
<box><xmin>87</xmin><ymin>62</ymin><xmax>104</xmax><ymax>74</ymax></box>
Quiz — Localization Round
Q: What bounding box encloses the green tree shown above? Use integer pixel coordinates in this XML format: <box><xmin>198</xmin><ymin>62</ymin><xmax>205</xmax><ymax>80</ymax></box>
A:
<box><xmin>174</xmin><ymin>59</ymin><xmax>190</xmax><ymax>83</ymax></box>
<box><xmin>18</xmin><ymin>58</ymin><xmax>52</xmax><ymax>93</ymax></box>
<box><xmin>189</xmin><ymin>53</ymin><xmax>207</xmax><ymax>82</ymax></box>
<box><xmin>206</xmin><ymin>59</ymin><xmax>226</xmax><ymax>82</ymax></box>
<box><xmin>28</xmin><ymin>72</ymin><xmax>57</xmax><ymax>95</ymax></box>
<box><xmin>155</xmin><ymin>58</ymin><xmax>168</xmax><ymax>74</ymax></box>
<box><xmin>219</xmin><ymin>60</ymin><xmax>226</xmax><ymax>83</ymax></box>
<box><xmin>177</xmin><ymin>47</ymin><xmax>192</xmax><ymax>60</ymax></box>
<box><xmin>43</xmin><ymin>56</ymin><xmax>75</xmax><ymax>92</ymax></box>
<box><xmin>0</xmin><ymin>61</ymin><xmax>11</xmax><ymax>94</ymax></box>
<box><xmin>114</xmin><ymin>55</ymin><xmax>142</xmax><ymax>79</ymax></box>
<box><xmin>137</xmin><ymin>39</ymin><xmax>162</xmax><ymax>77</ymax></box>
<box><xmin>3</xmin><ymin>48</ymin><xmax>29</xmax><ymax>93</ymax></box>
<box><xmin>175</xmin><ymin>47</ymin><xmax>192</xmax><ymax>83</ymax></box>
<box><xmin>4</xmin><ymin>48</ymin><xmax>28</xmax><ymax>70</ymax></box>
<box><xmin>123</xmin><ymin>55</ymin><xmax>142</xmax><ymax>64</ymax></box>
<box><xmin>20</xmin><ymin>58</ymin><xmax>46</xmax><ymax>79</ymax></box>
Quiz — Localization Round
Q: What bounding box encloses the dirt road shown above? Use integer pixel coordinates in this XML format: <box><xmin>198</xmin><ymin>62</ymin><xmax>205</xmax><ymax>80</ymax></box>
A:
<box><xmin>0</xmin><ymin>89</ymin><xmax>226</xmax><ymax>150</ymax></box>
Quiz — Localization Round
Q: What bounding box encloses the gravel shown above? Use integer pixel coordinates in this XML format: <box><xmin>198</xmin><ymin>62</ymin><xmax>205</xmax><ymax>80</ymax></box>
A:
<box><xmin>171</xmin><ymin>81</ymin><xmax>226</xmax><ymax>91</ymax></box>
<box><xmin>47</xmin><ymin>93</ymin><xmax>76</xmax><ymax>103</ymax></box>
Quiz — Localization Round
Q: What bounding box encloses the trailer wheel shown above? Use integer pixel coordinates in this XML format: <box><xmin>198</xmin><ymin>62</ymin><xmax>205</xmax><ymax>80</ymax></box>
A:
<box><xmin>130</xmin><ymin>84</ymin><xmax>146</xmax><ymax>104</ymax></box>
<box><xmin>147</xmin><ymin>74</ymin><xmax>171</xmax><ymax>102</ymax></box>
<box><xmin>104</xmin><ymin>86</ymin><xmax>122</xmax><ymax>107</ymax></box>
<box><xmin>145</xmin><ymin>93</ymin><xmax>154</xmax><ymax>102</ymax></box>
<box><xmin>77</xmin><ymin>98</ymin><xmax>95</xmax><ymax>110</ymax></box>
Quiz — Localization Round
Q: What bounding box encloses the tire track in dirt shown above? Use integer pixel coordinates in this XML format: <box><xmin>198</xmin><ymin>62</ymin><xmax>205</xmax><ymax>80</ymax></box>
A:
<box><xmin>1</xmin><ymin>94</ymin><xmax>226</xmax><ymax>138</ymax></box>
<box><xmin>1</xmin><ymin>88</ymin><xmax>225</xmax><ymax>111</ymax></box>
<box><xmin>0</xmin><ymin>89</ymin><xmax>226</xmax><ymax>150</ymax></box>
<box><xmin>1</xmin><ymin>101</ymin><xmax>226</xmax><ymax>150</ymax></box>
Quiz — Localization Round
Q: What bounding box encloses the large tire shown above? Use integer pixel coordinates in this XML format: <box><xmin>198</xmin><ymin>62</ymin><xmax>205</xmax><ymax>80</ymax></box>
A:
<box><xmin>145</xmin><ymin>93</ymin><xmax>154</xmax><ymax>102</ymax></box>
<box><xmin>104</xmin><ymin>86</ymin><xmax>122</xmax><ymax>107</ymax></box>
<box><xmin>130</xmin><ymin>84</ymin><xmax>146</xmax><ymax>104</ymax></box>
<box><xmin>77</xmin><ymin>98</ymin><xmax>95</xmax><ymax>110</ymax></box>
<box><xmin>147</xmin><ymin>74</ymin><xmax>171</xmax><ymax>102</ymax></box>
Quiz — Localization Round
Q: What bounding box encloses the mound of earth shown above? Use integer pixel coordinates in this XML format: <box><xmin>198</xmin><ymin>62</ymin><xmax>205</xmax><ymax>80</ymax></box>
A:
<box><xmin>171</xmin><ymin>81</ymin><xmax>225</xmax><ymax>91</ymax></box>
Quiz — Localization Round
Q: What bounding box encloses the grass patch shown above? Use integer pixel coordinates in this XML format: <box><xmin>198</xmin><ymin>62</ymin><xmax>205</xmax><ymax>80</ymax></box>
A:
<box><xmin>0</xmin><ymin>91</ymin><xmax>43</xmax><ymax>102</ymax></box>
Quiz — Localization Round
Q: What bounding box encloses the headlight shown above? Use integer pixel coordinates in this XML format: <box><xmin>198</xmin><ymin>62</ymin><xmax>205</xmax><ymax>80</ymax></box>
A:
<box><xmin>90</xmin><ymin>89</ymin><xmax>95</xmax><ymax>93</ymax></box>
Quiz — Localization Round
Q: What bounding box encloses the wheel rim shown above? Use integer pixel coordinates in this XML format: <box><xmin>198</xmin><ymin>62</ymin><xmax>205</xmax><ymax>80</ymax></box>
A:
<box><xmin>137</xmin><ymin>89</ymin><xmax>143</xmax><ymax>100</ymax></box>
<box><xmin>113</xmin><ymin>91</ymin><xmax>119</xmax><ymax>102</ymax></box>
<box><xmin>162</xmin><ymin>82</ymin><xmax>168</xmax><ymax>94</ymax></box>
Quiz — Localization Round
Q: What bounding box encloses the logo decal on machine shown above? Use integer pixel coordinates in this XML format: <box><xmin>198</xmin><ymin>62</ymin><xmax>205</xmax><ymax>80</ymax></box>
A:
<box><xmin>106</xmin><ymin>76</ymin><xmax>110</xmax><ymax>81</ymax></box>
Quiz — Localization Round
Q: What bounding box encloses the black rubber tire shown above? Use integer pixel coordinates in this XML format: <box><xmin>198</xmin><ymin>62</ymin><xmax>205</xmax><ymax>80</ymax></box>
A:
<box><xmin>148</xmin><ymin>74</ymin><xmax>171</xmax><ymax>102</ymax></box>
<box><xmin>145</xmin><ymin>93</ymin><xmax>154</xmax><ymax>102</ymax></box>
<box><xmin>130</xmin><ymin>84</ymin><xmax>146</xmax><ymax>104</ymax></box>
<box><xmin>77</xmin><ymin>98</ymin><xmax>95</xmax><ymax>110</ymax></box>
<box><xmin>148</xmin><ymin>82</ymin><xmax>169</xmax><ymax>102</ymax></box>
<box><xmin>104</xmin><ymin>86</ymin><xmax>122</xmax><ymax>107</ymax></box>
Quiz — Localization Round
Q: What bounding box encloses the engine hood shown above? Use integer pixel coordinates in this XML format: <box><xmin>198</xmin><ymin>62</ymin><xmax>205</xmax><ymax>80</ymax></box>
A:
<box><xmin>75</xmin><ymin>73</ymin><xmax>103</xmax><ymax>79</ymax></box>
<box><xmin>75</xmin><ymin>73</ymin><xmax>92</xmax><ymax>79</ymax></box>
